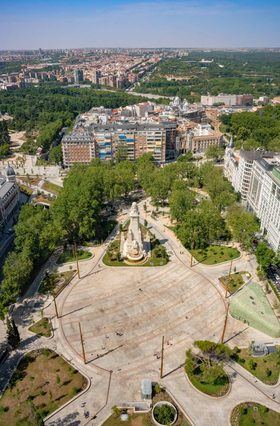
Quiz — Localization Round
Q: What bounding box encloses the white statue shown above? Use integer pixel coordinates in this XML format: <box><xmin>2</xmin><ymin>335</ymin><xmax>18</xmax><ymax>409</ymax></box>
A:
<box><xmin>122</xmin><ymin>202</ymin><xmax>145</xmax><ymax>261</ymax></box>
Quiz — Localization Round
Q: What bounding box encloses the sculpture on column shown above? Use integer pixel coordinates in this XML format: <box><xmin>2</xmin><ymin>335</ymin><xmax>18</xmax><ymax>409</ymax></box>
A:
<box><xmin>122</xmin><ymin>202</ymin><xmax>146</xmax><ymax>261</ymax></box>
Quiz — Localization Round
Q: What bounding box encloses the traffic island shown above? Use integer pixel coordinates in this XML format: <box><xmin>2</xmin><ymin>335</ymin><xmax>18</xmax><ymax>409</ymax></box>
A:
<box><xmin>190</xmin><ymin>245</ymin><xmax>240</xmax><ymax>265</ymax></box>
<box><xmin>0</xmin><ymin>349</ymin><xmax>87</xmax><ymax>424</ymax></box>
<box><xmin>29</xmin><ymin>317</ymin><xmax>52</xmax><ymax>338</ymax></box>
<box><xmin>231</xmin><ymin>402</ymin><xmax>280</xmax><ymax>426</ymax></box>
<box><xmin>185</xmin><ymin>344</ymin><xmax>230</xmax><ymax>397</ymax></box>
<box><xmin>230</xmin><ymin>282</ymin><xmax>280</xmax><ymax>337</ymax></box>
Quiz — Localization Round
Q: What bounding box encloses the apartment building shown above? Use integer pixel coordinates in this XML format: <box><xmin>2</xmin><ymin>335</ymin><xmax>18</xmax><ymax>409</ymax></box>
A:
<box><xmin>62</xmin><ymin>122</ymin><xmax>177</xmax><ymax>166</ymax></box>
<box><xmin>247</xmin><ymin>157</ymin><xmax>280</xmax><ymax>251</ymax></box>
<box><xmin>224</xmin><ymin>144</ymin><xmax>280</xmax><ymax>251</ymax></box>
<box><xmin>224</xmin><ymin>148</ymin><xmax>275</xmax><ymax>201</ymax></box>
<box><xmin>62</xmin><ymin>129</ymin><xmax>96</xmax><ymax>167</ymax></box>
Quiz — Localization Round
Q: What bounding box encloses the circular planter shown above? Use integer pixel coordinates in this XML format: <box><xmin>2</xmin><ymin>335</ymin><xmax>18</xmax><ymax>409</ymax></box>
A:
<box><xmin>152</xmin><ymin>401</ymin><xmax>178</xmax><ymax>426</ymax></box>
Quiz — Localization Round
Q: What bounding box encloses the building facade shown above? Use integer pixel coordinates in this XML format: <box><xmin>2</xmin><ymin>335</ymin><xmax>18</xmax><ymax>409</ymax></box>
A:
<box><xmin>62</xmin><ymin>129</ymin><xmax>96</xmax><ymax>167</ymax></box>
<box><xmin>180</xmin><ymin>123</ymin><xmax>223</xmax><ymax>154</ymax></box>
<box><xmin>247</xmin><ymin>157</ymin><xmax>280</xmax><ymax>251</ymax></box>
<box><xmin>224</xmin><ymin>145</ymin><xmax>280</xmax><ymax>251</ymax></box>
<box><xmin>0</xmin><ymin>166</ymin><xmax>20</xmax><ymax>233</ymax></box>
<box><xmin>62</xmin><ymin>122</ymin><xmax>177</xmax><ymax>166</ymax></box>
<box><xmin>201</xmin><ymin>94</ymin><xmax>253</xmax><ymax>107</ymax></box>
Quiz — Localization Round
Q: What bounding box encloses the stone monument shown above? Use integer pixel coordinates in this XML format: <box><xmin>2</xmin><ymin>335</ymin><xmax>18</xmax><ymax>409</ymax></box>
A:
<box><xmin>122</xmin><ymin>202</ymin><xmax>146</xmax><ymax>262</ymax></box>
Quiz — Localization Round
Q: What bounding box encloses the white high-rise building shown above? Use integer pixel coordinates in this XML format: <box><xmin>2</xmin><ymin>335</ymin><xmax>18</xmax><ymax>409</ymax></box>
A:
<box><xmin>247</xmin><ymin>157</ymin><xmax>280</xmax><ymax>251</ymax></box>
<box><xmin>224</xmin><ymin>143</ymin><xmax>280</xmax><ymax>251</ymax></box>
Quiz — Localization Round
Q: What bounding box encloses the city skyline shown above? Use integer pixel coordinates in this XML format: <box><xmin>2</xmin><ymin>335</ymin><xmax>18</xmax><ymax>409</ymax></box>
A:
<box><xmin>1</xmin><ymin>0</ymin><xmax>280</xmax><ymax>49</ymax></box>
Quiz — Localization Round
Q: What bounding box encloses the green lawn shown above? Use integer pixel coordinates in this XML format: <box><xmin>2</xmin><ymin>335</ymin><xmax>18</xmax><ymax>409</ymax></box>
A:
<box><xmin>39</xmin><ymin>270</ymin><xmax>76</xmax><ymax>296</ymax></box>
<box><xmin>236</xmin><ymin>347</ymin><xmax>280</xmax><ymax>385</ymax></box>
<box><xmin>29</xmin><ymin>317</ymin><xmax>52</xmax><ymax>338</ymax></box>
<box><xmin>191</xmin><ymin>245</ymin><xmax>240</xmax><ymax>265</ymax></box>
<box><xmin>42</xmin><ymin>181</ymin><xmax>62</xmax><ymax>195</ymax></box>
<box><xmin>185</xmin><ymin>352</ymin><xmax>230</xmax><ymax>397</ymax></box>
<box><xmin>230</xmin><ymin>282</ymin><xmax>280</xmax><ymax>337</ymax></box>
<box><xmin>231</xmin><ymin>402</ymin><xmax>280</xmax><ymax>426</ymax></box>
<box><xmin>0</xmin><ymin>349</ymin><xmax>87</xmax><ymax>425</ymax></box>
<box><xmin>219</xmin><ymin>272</ymin><xmax>248</xmax><ymax>294</ymax></box>
<box><xmin>57</xmin><ymin>249</ymin><xmax>92</xmax><ymax>264</ymax></box>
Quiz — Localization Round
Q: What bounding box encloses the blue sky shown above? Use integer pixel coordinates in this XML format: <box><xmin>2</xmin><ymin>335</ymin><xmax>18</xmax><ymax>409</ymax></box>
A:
<box><xmin>0</xmin><ymin>0</ymin><xmax>280</xmax><ymax>49</ymax></box>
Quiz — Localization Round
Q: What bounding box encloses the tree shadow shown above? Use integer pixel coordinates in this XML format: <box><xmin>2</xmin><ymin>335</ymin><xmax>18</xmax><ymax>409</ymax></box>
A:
<box><xmin>47</xmin><ymin>411</ymin><xmax>81</xmax><ymax>426</ymax></box>
<box><xmin>59</xmin><ymin>303</ymin><xmax>92</xmax><ymax>319</ymax></box>
<box><xmin>162</xmin><ymin>362</ymin><xmax>185</xmax><ymax>379</ymax></box>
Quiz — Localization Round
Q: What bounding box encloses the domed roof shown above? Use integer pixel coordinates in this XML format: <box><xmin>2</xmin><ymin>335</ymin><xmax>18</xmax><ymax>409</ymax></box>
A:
<box><xmin>6</xmin><ymin>165</ymin><xmax>15</xmax><ymax>176</ymax></box>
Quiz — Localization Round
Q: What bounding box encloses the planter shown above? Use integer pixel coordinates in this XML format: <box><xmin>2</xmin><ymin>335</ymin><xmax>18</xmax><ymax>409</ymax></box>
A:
<box><xmin>152</xmin><ymin>401</ymin><xmax>178</xmax><ymax>426</ymax></box>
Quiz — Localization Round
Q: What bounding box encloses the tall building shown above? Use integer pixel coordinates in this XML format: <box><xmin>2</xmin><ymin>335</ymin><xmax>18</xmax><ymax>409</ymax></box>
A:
<box><xmin>62</xmin><ymin>129</ymin><xmax>95</xmax><ymax>167</ymax></box>
<box><xmin>73</xmin><ymin>69</ymin><xmax>84</xmax><ymax>84</ymax></box>
<box><xmin>0</xmin><ymin>166</ymin><xmax>20</xmax><ymax>233</ymax></box>
<box><xmin>62</xmin><ymin>122</ymin><xmax>177</xmax><ymax>166</ymax></box>
<box><xmin>224</xmin><ymin>145</ymin><xmax>280</xmax><ymax>251</ymax></box>
<box><xmin>224</xmin><ymin>148</ymin><xmax>274</xmax><ymax>201</ymax></box>
<box><xmin>92</xmin><ymin>69</ymin><xmax>101</xmax><ymax>84</ymax></box>
<box><xmin>247</xmin><ymin>157</ymin><xmax>280</xmax><ymax>251</ymax></box>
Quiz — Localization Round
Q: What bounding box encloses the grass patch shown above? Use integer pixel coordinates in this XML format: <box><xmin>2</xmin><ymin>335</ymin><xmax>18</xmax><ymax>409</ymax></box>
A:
<box><xmin>29</xmin><ymin>318</ymin><xmax>52</xmax><ymax>338</ymax></box>
<box><xmin>231</xmin><ymin>402</ymin><xmax>280</xmax><ymax>426</ymax></box>
<box><xmin>42</xmin><ymin>181</ymin><xmax>62</xmax><ymax>195</ymax></box>
<box><xmin>39</xmin><ymin>270</ymin><xmax>76</xmax><ymax>296</ymax></box>
<box><xmin>185</xmin><ymin>350</ymin><xmax>229</xmax><ymax>397</ymax></box>
<box><xmin>219</xmin><ymin>272</ymin><xmax>248</xmax><ymax>294</ymax></box>
<box><xmin>191</xmin><ymin>245</ymin><xmax>240</xmax><ymax>265</ymax></box>
<box><xmin>18</xmin><ymin>176</ymin><xmax>41</xmax><ymax>186</ymax></box>
<box><xmin>57</xmin><ymin>249</ymin><xmax>91</xmax><ymax>265</ymax></box>
<box><xmin>235</xmin><ymin>347</ymin><xmax>280</xmax><ymax>385</ymax></box>
<box><xmin>0</xmin><ymin>349</ymin><xmax>87</xmax><ymax>425</ymax></box>
<box><xmin>230</xmin><ymin>282</ymin><xmax>280</xmax><ymax>337</ymax></box>
<box><xmin>19</xmin><ymin>184</ymin><xmax>33</xmax><ymax>196</ymax></box>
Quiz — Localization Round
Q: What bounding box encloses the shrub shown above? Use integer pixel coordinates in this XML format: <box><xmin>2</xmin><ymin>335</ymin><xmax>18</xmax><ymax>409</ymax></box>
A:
<box><xmin>153</xmin><ymin>404</ymin><xmax>176</xmax><ymax>425</ymax></box>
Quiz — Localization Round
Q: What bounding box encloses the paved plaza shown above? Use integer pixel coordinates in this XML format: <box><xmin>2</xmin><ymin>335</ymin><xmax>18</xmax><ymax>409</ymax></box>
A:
<box><xmin>1</xmin><ymin>200</ymin><xmax>280</xmax><ymax>425</ymax></box>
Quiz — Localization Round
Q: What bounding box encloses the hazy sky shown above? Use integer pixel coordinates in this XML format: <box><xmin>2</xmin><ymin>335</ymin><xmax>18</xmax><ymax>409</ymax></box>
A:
<box><xmin>1</xmin><ymin>0</ymin><xmax>280</xmax><ymax>49</ymax></box>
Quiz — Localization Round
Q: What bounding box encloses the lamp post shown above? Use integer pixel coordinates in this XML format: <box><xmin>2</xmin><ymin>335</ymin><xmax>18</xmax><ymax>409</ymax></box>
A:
<box><xmin>160</xmin><ymin>336</ymin><xmax>165</xmax><ymax>379</ymax></box>
<box><xmin>74</xmin><ymin>242</ymin><xmax>81</xmax><ymax>279</ymax></box>
<box><xmin>79</xmin><ymin>322</ymin><xmax>86</xmax><ymax>364</ymax></box>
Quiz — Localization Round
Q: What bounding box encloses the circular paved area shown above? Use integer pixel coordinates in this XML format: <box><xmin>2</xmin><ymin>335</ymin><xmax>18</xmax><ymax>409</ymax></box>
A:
<box><xmin>59</xmin><ymin>258</ymin><xmax>226</xmax><ymax>377</ymax></box>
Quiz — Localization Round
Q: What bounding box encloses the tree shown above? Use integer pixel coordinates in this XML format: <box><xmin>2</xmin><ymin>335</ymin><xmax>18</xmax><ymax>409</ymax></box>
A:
<box><xmin>169</xmin><ymin>187</ymin><xmax>195</xmax><ymax>222</ymax></box>
<box><xmin>0</xmin><ymin>120</ymin><xmax>10</xmax><ymax>158</ymax></box>
<box><xmin>6</xmin><ymin>317</ymin><xmax>20</xmax><ymax>349</ymax></box>
<box><xmin>149</xmin><ymin>170</ymin><xmax>171</xmax><ymax>205</ymax></box>
<box><xmin>255</xmin><ymin>242</ymin><xmax>275</xmax><ymax>274</ymax></box>
<box><xmin>205</xmin><ymin>145</ymin><xmax>225</xmax><ymax>162</ymax></box>
<box><xmin>49</xmin><ymin>144</ymin><xmax>62</xmax><ymax>164</ymax></box>
<box><xmin>175</xmin><ymin>201</ymin><xmax>227</xmax><ymax>249</ymax></box>
<box><xmin>227</xmin><ymin>205</ymin><xmax>259</xmax><ymax>250</ymax></box>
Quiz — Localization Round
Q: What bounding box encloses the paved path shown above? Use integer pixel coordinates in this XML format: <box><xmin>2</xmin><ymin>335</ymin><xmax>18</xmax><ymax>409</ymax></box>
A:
<box><xmin>1</xmin><ymin>200</ymin><xmax>280</xmax><ymax>426</ymax></box>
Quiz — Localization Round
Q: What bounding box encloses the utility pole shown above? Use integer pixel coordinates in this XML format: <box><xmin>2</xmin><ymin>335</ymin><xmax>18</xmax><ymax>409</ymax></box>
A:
<box><xmin>79</xmin><ymin>322</ymin><xmax>86</xmax><ymax>364</ymax></box>
<box><xmin>53</xmin><ymin>294</ymin><xmax>59</xmax><ymax>318</ymax></box>
<box><xmin>74</xmin><ymin>242</ymin><xmax>81</xmax><ymax>279</ymax></box>
<box><xmin>221</xmin><ymin>302</ymin><xmax>230</xmax><ymax>344</ymax></box>
<box><xmin>160</xmin><ymin>336</ymin><xmax>165</xmax><ymax>379</ymax></box>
